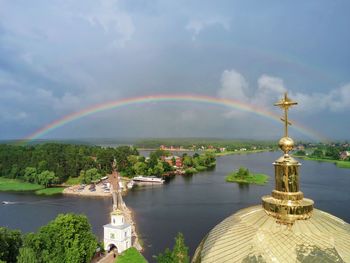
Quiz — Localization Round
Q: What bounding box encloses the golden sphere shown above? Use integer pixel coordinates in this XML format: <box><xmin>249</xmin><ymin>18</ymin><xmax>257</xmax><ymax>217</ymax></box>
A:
<box><xmin>279</xmin><ymin>136</ymin><xmax>294</xmax><ymax>153</ymax></box>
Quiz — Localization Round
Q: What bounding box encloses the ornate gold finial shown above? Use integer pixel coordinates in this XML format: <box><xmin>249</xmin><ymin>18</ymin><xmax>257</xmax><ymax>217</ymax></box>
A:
<box><xmin>274</xmin><ymin>92</ymin><xmax>297</xmax><ymax>155</ymax></box>
<box><xmin>262</xmin><ymin>92</ymin><xmax>314</xmax><ymax>225</ymax></box>
<box><xmin>274</xmin><ymin>92</ymin><xmax>297</xmax><ymax>137</ymax></box>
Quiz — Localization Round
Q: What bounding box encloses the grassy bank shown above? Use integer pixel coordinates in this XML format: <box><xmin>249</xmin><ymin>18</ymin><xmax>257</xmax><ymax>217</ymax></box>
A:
<box><xmin>294</xmin><ymin>155</ymin><xmax>350</xmax><ymax>169</ymax></box>
<box><xmin>116</xmin><ymin>247</ymin><xmax>146</xmax><ymax>263</ymax></box>
<box><xmin>35</xmin><ymin>187</ymin><xmax>65</xmax><ymax>195</ymax></box>
<box><xmin>226</xmin><ymin>172</ymin><xmax>269</xmax><ymax>185</ymax></box>
<box><xmin>0</xmin><ymin>177</ymin><xmax>65</xmax><ymax>195</ymax></box>
<box><xmin>65</xmin><ymin>177</ymin><xmax>81</xmax><ymax>186</ymax></box>
<box><xmin>0</xmin><ymin>177</ymin><xmax>44</xmax><ymax>192</ymax></box>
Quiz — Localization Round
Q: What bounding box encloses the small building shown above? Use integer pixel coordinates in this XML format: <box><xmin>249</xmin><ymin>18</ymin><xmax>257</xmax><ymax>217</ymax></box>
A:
<box><xmin>103</xmin><ymin>210</ymin><xmax>132</xmax><ymax>253</ymax></box>
<box><xmin>340</xmin><ymin>151</ymin><xmax>350</xmax><ymax>160</ymax></box>
<box><xmin>164</xmin><ymin>156</ymin><xmax>183</xmax><ymax>167</ymax></box>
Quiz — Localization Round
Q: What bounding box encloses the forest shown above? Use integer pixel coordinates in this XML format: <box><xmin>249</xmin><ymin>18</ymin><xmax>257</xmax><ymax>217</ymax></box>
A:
<box><xmin>0</xmin><ymin>143</ymin><xmax>138</xmax><ymax>185</ymax></box>
<box><xmin>0</xmin><ymin>144</ymin><xmax>216</xmax><ymax>187</ymax></box>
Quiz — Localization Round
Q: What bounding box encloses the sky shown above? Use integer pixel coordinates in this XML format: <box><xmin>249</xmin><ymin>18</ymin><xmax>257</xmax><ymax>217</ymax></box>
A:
<box><xmin>0</xmin><ymin>0</ymin><xmax>350</xmax><ymax>141</ymax></box>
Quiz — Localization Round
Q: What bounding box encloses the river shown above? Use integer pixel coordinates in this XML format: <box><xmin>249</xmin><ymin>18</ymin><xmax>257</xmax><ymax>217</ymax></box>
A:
<box><xmin>1</xmin><ymin>151</ymin><xmax>350</xmax><ymax>262</ymax></box>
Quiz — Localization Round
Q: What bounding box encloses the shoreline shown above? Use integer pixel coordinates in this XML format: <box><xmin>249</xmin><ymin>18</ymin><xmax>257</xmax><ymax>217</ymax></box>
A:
<box><xmin>215</xmin><ymin>149</ymin><xmax>273</xmax><ymax>156</ymax></box>
<box><xmin>293</xmin><ymin>155</ymin><xmax>350</xmax><ymax>169</ymax></box>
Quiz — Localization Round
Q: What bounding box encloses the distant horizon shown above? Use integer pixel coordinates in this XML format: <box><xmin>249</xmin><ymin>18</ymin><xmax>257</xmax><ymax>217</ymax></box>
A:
<box><xmin>2</xmin><ymin>137</ymin><xmax>349</xmax><ymax>145</ymax></box>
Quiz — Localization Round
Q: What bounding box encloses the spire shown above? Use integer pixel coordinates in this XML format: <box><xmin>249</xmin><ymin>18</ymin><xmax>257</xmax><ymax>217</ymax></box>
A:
<box><xmin>262</xmin><ymin>92</ymin><xmax>314</xmax><ymax>225</ymax></box>
<box><xmin>110</xmin><ymin>160</ymin><xmax>124</xmax><ymax>211</ymax></box>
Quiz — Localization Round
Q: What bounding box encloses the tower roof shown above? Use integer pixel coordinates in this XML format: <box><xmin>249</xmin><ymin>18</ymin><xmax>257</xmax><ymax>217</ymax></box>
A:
<box><xmin>192</xmin><ymin>92</ymin><xmax>350</xmax><ymax>262</ymax></box>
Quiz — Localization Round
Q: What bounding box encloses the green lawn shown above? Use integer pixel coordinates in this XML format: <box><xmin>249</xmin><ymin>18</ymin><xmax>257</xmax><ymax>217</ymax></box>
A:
<box><xmin>65</xmin><ymin>177</ymin><xmax>81</xmax><ymax>185</ymax></box>
<box><xmin>35</xmin><ymin>187</ymin><xmax>65</xmax><ymax>195</ymax></box>
<box><xmin>0</xmin><ymin>177</ymin><xmax>44</xmax><ymax>191</ymax></box>
<box><xmin>294</xmin><ymin>155</ymin><xmax>350</xmax><ymax>169</ymax></box>
<box><xmin>116</xmin><ymin>247</ymin><xmax>147</xmax><ymax>263</ymax></box>
<box><xmin>226</xmin><ymin>173</ymin><xmax>269</xmax><ymax>185</ymax></box>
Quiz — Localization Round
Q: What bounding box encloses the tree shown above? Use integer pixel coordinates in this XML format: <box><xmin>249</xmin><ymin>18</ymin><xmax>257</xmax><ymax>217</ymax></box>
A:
<box><xmin>325</xmin><ymin>147</ymin><xmax>339</xmax><ymax>160</ymax></box>
<box><xmin>133</xmin><ymin>162</ymin><xmax>148</xmax><ymax>175</ymax></box>
<box><xmin>149</xmin><ymin>152</ymin><xmax>159</xmax><ymax>168</ymax></box>
<box><xmin>37</xmin><ymin>171</ymin><xmax>59</xmax><ymax>188</ymax></box>
<box><xmin>24</xmin><ymin>167</ymin><xmax>38</xmax><ymax>183</ymax></box>
<box><xmin>155</xmin><ymin>232</ymin><xmax>189</xmax><ymax>263</ymax></box>
<box><xmin>22</xmin><ymin>213</ymin><xmax>98</xmax><ymax>263</ymax></box>
<box><xmin>311</xmin><ymin>149</ymin><xmax>324</xmax><ymax>158</ymax></box>
<box><xmin>172</xmin><ymin>233</ymin><xmax>189</xmax><ymax>263</ymax></box>
<box><xmin>0</xmin><ymin>227</ymin><xmax>22</xmax><ymax>263</ymax></box>
<box><xmin>237</xmin><ymin>167</ymin><xmax>249</xmax><ymax>179</ymax></box>
<box><xmin>295</xmin><ymin>150</ymin><xmax>306</xmax><ymax>156</ymax></box>
<box><xmin>155</xmin><ymin>248</ymin><xmax>174</xmax><ymax>263</ymax></box>
<box><xmin>81</xmin><ymin>168</ymin><xmax>101</xmax><ymax>184</ymax></box>
<box><xmin>17</xmin><ymin>247</ymin><xmax>37</xmax><ymax>263</ymax></box>
<box><xmin>152</xmin><ymin>162</ymin><xmax>164</xmax><ymax>177</ymax></box>
<box><xmin>182</xmin><ymin>156</ymin><xmax>193</xmax><ymax>168</ymax></box>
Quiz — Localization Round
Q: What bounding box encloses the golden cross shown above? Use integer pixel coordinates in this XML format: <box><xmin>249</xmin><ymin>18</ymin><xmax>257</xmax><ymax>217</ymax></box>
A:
<box><xmin>274</xmin><ymin>92</ymin><xmax>298</xmax><ymax>137</ymax></box>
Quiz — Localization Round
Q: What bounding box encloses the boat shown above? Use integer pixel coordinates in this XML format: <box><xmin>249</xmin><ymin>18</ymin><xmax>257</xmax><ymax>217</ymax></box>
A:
<box><xmin>132</xmin><ymin>176</ymin><xmax>164</xmax><ymax>184</ymax></box>
<box><xmin>2</xmin><ymin>201</ymin><xmax>12</xmax><ymax>205</ymax></box>
<box><xmin>127</xmin><ymin>181</ymin><xmax>134</xmax><ymax>189</ymax></box>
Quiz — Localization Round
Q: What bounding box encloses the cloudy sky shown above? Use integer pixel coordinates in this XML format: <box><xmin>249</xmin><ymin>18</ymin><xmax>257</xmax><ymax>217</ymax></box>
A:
<box><xmin>1</xmin><ymin>0</ymin><xmax>349</xmax><ymax>141</ymax></box>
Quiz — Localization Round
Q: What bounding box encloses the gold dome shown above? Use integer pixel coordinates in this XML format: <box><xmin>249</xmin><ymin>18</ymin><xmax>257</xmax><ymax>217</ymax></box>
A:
<box><xmin>192</xmin><ymin>206</ymin><xmax>350</xmax><ymax>263</ymax></box>
<box><xmin>192</xmin><ymin>93</ymin><xmax>350</xmax><ymax>262</ymax></box>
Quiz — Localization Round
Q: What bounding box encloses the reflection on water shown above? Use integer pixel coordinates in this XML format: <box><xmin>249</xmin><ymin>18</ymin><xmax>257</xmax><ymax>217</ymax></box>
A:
<box><xmin>1</xmin><ymin>151</ymin><xmax>350</xmax><ymax>262</ymax></box>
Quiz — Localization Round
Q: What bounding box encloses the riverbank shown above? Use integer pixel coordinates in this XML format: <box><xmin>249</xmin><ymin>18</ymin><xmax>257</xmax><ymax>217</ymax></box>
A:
<box><xmin>216</xmin><ymin>149</ymin><xmax>272</xmax><ymax>156</ymax></box>
<box><xmin>0</xmin><ymin>177</ymin><xmax>64</xmax><ymax>195</ymax></box>
<box><xmin>294</xmin><ymin>155</ymin><xmax>350</xmax><ymax>169</ymax></box>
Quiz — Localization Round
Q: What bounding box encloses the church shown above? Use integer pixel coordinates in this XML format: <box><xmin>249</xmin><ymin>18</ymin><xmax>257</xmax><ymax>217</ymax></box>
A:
<box><xmin>103</xmin><ymin>171</ymin><xmax>132</xmax><ymax>253</ymax></box>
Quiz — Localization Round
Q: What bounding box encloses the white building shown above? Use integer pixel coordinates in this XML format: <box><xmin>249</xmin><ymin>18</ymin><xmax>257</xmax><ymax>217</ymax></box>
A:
<box><xmin>103</xmin><ymin>209</ymin><xmax>132</xmax><ymax>253</ymax></box>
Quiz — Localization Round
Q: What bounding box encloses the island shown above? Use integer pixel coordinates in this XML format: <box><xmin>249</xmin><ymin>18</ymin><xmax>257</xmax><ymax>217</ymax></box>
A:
<box><xmin>225</xmin><ymin>167</ymin><xmax>269</xmax><ymax>185</ymax></box>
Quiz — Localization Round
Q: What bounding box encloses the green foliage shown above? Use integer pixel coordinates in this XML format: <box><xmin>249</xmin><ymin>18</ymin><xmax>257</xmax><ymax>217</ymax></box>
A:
<box><xmin>155</xmin><ymin>233</ymin><xmax>189</xmax><ymax>263</ymax></box>
<box><xmin>325</xmin><ymin>147</ymin><xmax>340</xmax><ymax>160</ymax></box>
<box><xmin>0</xmin><ymin>144</ymin><xmax>139</xmax><ymax>183</ymax></box>
<box><xmin>22</xmin><ymin>213</ymin><xmax>98</xmax><ymax>263</ymax></box>
<box><xmin>116</xmin><ymin>247</ymin><xmax>147</xmax><ymax>263</ymax></box>
<box><xmin>295</xmin><ymin>150</ymin><xmax>306</xmax><ymax>156</ymax></box>
<box><xmin>37</xmin><ymin>170</ymin><xmax>59</xmax><ymax>187</ymax></box>
<box><xmin>184</xmin><ymin>167</ymin><xmax>197</xmax><ymax>175</ymax></box>
<box><xmin>17</xmin><ymin>247</ymin><xmax>37</xmax><ymax>263</ymax></box>
<box><xmin>81</xmin><ymin>168</ymin><xmax>102</xmax><ymax>184</ymax></box>
<box><xmin>311</xmin><ymin>149</ymin><xmax>324</xmax><ymax>158</ymax></box>
<box><xmin>155</xmin><ymin>248</ymin><xmax>173</xmax><ymax>263</ymax></box>
<box><xmin>0</xmin><ymin>227</ymin><xmax>22</xmax><ymax>263</ymax></box>
<box><xmin>133</xmin><ymin>161</ymin><xmax>148</xmax><ymax>175</ymax></box>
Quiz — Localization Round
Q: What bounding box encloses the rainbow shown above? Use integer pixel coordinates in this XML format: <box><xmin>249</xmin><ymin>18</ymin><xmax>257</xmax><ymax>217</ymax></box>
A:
<box><xmin>19</xmin><ymin>94</ymin><xmax>328</xmax><ymax>145</ymax></box>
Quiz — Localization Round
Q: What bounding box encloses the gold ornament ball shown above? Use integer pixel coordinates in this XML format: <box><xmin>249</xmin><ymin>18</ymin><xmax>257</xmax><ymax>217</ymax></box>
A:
<box><xmin>279</xmin><ymin>136</ymin><xmax>294</xmax><ymax>152</ymax></box>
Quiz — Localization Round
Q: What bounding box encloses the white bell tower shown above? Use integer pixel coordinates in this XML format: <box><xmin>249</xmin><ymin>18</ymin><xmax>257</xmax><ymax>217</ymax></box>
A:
<box><xmin>103</xmin><ymin>170</ymin><xmax>132</xmax><ymax>253</ymax></box>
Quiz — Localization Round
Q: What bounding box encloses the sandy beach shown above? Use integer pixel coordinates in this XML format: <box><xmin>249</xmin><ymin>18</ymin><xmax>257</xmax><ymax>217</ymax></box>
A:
<box><xmin>63</xmin><ymin>177</ymin><xmax>131</xmax><ymax>197</ymax></box>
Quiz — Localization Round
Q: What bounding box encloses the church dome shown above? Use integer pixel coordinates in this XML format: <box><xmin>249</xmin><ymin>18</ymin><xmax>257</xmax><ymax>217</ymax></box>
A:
<box><xmin>192</xmin><ymin>93</ymin><xmax>350</xmax><ymax>263</ymax></box>
<box><xmin>192</xmin><ymin>206</ymin><xmax>350</xmax><ymax>262</ymax></box>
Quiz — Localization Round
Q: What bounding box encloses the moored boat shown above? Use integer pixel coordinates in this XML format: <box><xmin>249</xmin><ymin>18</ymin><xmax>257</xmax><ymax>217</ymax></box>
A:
<box><xmin>132</xmin><ymin>176</ymin><xmax>164</xmax><ymax>184</ymax></box>
<box><xmin>127</xmin><ymin>181</ymin><xmax>135</xmax><ymax>189</ymax></box>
